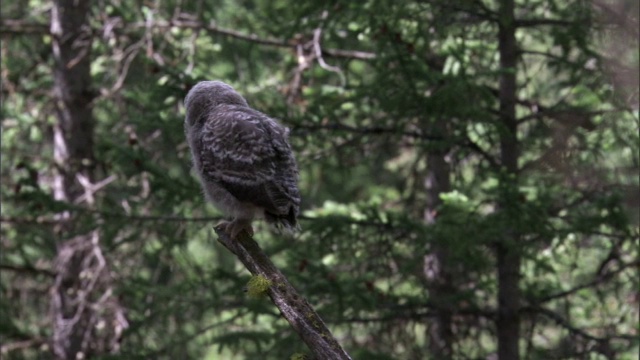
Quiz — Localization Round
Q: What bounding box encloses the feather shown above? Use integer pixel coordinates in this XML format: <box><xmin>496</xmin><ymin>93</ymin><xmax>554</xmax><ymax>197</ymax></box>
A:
<box><xmin>184</xmin><ymin>81</ymin><xmax>300</xmax><ymax>235</ymax></box>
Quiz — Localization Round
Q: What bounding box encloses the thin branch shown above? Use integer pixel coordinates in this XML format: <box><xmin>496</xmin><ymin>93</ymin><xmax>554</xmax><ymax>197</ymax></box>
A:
<box><xmin>292</xmin><ymin>122</ymin><xmax>443</xmax><ymax>141</ymax></box>
<box><xmin>523</xmin><ymin>305</ymin><xmax>637</xmax><ymax>343</ymax></box>
<box><xmin>0</xmin><ymin>19</ymin><xmax>48</xmax><ymax>34</ymax></box>
<box><xmin>335</xmin><ymin>305</ymin><xmax>496</xmax><ymax>324</ymax></box>
<box><xmin>0</xmin><ymin>19</ymin><xmax>376</xmax><ymax>60</ymax></box>
<box><xmin>323</xmin><ymin>48</ymin><xmax>376</xmax><ymax>60</ymax></box>
<box><xmin>531</xmin><ymin>260</ymin><xmax>639</xmax><ymax>304</ymax></box>
<box><xmin>515</xmin><ymin>18</ymin><xmax>574</xmax><ymax>27</ymax></box>
<box><xmin>215</xmin><ymin>227</ymin><xmax>352</xmax><ymax>360</ymax></box>
<box><xmin>292</xmin><ymin>123</ymin><xmax>500</xmax><ymax>168</ymax></box>
<box><xmin>313</xmin><ymin>28</ymin><xmax>346</xmax><ymax>86</ymax></box>
<box><xmin>74</xmin><ymin>174</ymin><xmax>117</xmax><ymax>205</ymax></box>
<box><xmin>1</xmin><ymin>338</ymin><xmax>48</xmax><ymax>354</ymax></box>
<box><xmin>0</xmin><ymin>212</ymin><xmax>396</xmax><ymax>229</ymax></box>
<box><xmin>0</xmin><ymin>214</ymin><xmax>220</xmax><ymax>224</ymax></box>
<box><xmin>0</xmin><ymin>264</ymin><xmax>56</xmax><ymax>278</ymax></box>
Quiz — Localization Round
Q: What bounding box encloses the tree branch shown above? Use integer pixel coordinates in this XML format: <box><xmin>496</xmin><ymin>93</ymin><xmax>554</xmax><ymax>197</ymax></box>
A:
<box><xmin>214</xmin><ymin>227</ymin><xmax>352</xmax><ymax>360</ymax></box>
<box><xmin>0</xmin><ymin>264</ymin><xmax>56</xmax><ymax>278</ymax></box>
<box><xmin>0</xmin><ymin>19</ymin><xmax>376</xmax><ymax>60</ymax></box>
<box><xmin>522</xmin><ymin>305</ymin><xmax>637</xmax><ymax>343</ymax></box>
<box><xmin>1</xmin><ymin>338</ymin><xmax>48</xmax><ymax>354</ymax></box>
<box><xmin>531</xmin><ymin>260</ymin><xmax>639</xmax><ymax>304</ymax></box>
<box><xmin>515</xmin><ymin>18</ymin><xmax>574</xmax><ymax>27</ymax></box>
<box><xmin>0</xmin><ymin>19</ymin><xmax>49</xmax><ymax>34</ymax></box>
<box><xmin>292</xmin><ymin>123</ymin><xmax>500</xmax><ymax>169</ymax></box>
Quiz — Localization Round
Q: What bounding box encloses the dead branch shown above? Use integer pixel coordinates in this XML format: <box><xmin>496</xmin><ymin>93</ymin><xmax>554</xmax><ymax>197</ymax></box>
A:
<box><xmin>215</xmin><ymin>227</ymin><xmax>352</xmax><ymax>360</ymax></box>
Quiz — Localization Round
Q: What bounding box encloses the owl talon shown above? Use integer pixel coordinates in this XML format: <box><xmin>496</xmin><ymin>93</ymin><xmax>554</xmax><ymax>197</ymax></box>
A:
<box><xmin>217</xmin><ymin>220</ymin><xmax>254</xmax><ymax>240</ymax></box>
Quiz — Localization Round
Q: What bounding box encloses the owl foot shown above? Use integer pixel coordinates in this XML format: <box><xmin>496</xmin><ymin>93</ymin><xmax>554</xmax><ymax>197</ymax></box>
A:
<box><xmin>217</xmin><ymin>219</ymin><xmax>254</xmax><ymax>240</ymax></box>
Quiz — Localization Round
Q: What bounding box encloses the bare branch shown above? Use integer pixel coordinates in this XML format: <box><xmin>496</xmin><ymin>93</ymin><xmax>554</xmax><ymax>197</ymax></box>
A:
<box><xmin>0</xmin><ymin>19</ymin><xmax>376</xmax><ymax>60</ymax></box>
<box><xmin>322</xmin><ymin>48</ymin><xmax>376</xmax><ymax>60</ymax></box>
<box><xmin>215</xmin><ymin>227</ymin><xmax>352</xmax><ymax>360</ymax></box>
<box><xmin>0</xmin><ymin>263</ymin><xmax>56</xmax><ymax>278</ymax></box>
<box><xmin>313</xmin><ymin>28</ymin><xmax>346</xmax><ymax>86</ymax></box>
<box><xmin>1</xmin><ymin>338</ymin><xmax>48</xmax><ymax>354</ymax></box>
<box><xmin>74</xmin><ymin>174</ymin><xmax>117</xmax><ymax>205</ymax></box>
<box><xmin>0</xmin><ymin>19</ymin><xmax>48</xmax><ymax>34</ymax></box>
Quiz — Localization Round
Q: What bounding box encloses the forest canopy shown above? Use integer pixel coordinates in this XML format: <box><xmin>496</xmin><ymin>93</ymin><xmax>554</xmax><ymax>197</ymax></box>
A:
<box><xmin>1</xmin><ymin>1</ymin><xmax>638</xmax><ymax>359</ymax></box>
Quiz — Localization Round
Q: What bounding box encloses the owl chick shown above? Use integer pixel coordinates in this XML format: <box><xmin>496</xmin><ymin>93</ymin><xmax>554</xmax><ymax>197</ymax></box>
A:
<box><xmin>184</xmin><ymin>81</ymin><xmax>300</xmax><ymax>239</ymax></box>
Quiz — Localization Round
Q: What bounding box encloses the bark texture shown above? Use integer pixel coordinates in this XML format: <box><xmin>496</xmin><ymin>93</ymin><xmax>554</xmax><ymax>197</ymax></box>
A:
<box><xmin>497</xmin><ymin>0</ymin><xmax>521</xmax><ymax>359</ymax></box>
<box><xmin>424</xmin><ymin>126</ymin><xmax>453</xmax><ymax>358</ymax></box>
<box><xmin>216</xmin><ymin>227</ymin><xmax>352</xmax><ymax>360</ymax></box>
<box><xmin>51</xmin><ymin>0</ymin><xmax>95</xmax><ymax>202</ymax></box>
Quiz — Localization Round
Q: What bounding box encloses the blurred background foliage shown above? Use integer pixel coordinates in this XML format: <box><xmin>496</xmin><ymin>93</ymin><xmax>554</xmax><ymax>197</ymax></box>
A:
<box><xmin>1</xmin><ymin>0</ymin><xmax>638</xmax><ymax>359</ymax></box>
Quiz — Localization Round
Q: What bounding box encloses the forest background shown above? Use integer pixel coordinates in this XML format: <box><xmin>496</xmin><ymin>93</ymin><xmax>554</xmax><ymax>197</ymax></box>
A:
<box><xmin>1</xmin><ymin>0</ymin><xmax>638</xmax><ymax>359</ymax></box>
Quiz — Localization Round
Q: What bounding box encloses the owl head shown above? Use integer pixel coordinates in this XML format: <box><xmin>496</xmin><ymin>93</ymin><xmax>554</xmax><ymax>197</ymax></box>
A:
<box><xmin>184</xmin><ymin>81</ymin><xmax>249</xmax><ymax>127</ymax></box>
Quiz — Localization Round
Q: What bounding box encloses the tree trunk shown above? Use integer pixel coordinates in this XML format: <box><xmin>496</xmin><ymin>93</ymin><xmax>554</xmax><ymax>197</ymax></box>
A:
<box><xmin>424</xmin><ymin>126</ymin><xmax>453</xmax><ymax>359</ymax></box>
<box><xmin>49</xmin><ymin>2</ymin><xmax>127</xmax><ymax>359</ymax></box>
<box><xmin>497</xmin><ymin>0</ymin><xmax>521</xmax><ymax>359</ymax></box>
<box><xmin>51</xmin><ymin>0</ymin><xmax>95</xmax><ymax>203</ymax></box>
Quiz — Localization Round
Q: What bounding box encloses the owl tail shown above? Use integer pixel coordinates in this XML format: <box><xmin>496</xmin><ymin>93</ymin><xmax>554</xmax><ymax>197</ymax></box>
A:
<box><xmin>265</xmin><ymin>206</ymin><xmax>299</xmax><ymax>233</ymax></box>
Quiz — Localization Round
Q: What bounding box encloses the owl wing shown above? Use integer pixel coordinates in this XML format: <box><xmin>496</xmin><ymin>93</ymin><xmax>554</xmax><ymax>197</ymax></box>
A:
<box><xmin>198</xmin><ymin>106</ymin><xmax>300</xmax><ymax>223</ymax></box>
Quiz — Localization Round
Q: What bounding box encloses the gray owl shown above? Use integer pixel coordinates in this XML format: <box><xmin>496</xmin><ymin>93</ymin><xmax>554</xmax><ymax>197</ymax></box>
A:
<box><xmin>184</xmin><ymin>81</ymin><xmax>300</xmax><ymax>239</ymax></box>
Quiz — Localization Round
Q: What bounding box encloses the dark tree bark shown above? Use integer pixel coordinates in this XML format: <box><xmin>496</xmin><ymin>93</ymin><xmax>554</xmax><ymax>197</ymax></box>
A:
<box><xmin>51</xmin><ymin>0</ymin><xmax>95</xmax><ymax>203</ymax></box>
<box><xmin>424</xmin><ymin>123</ymin><xmax>453</xmax><ymax>359</ymax></box>
<box><xmin>497</xmin><ymin>0</ymin><xmax>521</xmax><ymax>359</ymax></box>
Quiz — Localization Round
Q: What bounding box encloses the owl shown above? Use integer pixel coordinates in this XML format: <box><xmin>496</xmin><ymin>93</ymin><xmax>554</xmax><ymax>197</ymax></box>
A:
<box><xmin>184</xmin><ymin>81</ymin><xmax>301</xmax><ymax>239</ymax></box>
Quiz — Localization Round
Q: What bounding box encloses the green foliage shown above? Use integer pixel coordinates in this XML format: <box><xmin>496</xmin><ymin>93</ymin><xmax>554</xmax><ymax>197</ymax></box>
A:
<box><xmin>1</xmin><ymin>0</ymin><xmax>638</xmax><ymax>359</ymax></box>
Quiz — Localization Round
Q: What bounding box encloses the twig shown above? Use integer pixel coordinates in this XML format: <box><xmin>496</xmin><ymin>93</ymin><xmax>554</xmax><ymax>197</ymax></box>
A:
<box><xmin>313</xmin><ymin>28</ymin><xmax>346</xmax><ymax>86</ymax></box>
<box><xmin>214</xmin><ymin>227</ymin><xmax>352</xmax><ymax>360</ymax></box>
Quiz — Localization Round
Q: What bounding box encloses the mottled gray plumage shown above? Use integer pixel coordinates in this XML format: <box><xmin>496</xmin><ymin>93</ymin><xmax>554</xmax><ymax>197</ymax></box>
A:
<box><xmin>184</xmin><ymin>81</ymin><xmax>300</xmax><ymax>238</ymax></box>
